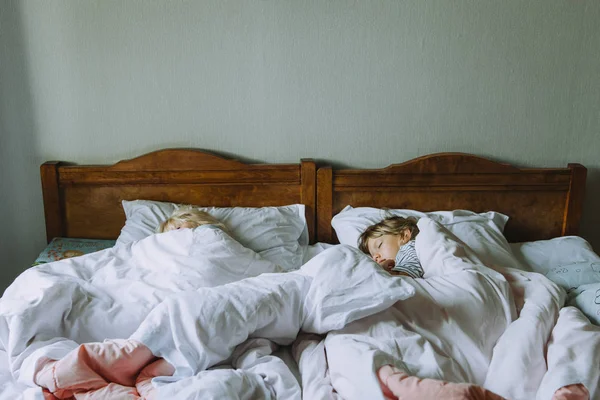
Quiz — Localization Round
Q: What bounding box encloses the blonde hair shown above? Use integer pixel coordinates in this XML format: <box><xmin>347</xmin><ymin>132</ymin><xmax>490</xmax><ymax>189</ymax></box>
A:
<box><xmin>357</xmin><ymin>216</ymin><xmax>419</xmax><ymax>255</ymax></box>
<box><xmin>157</xmin><ymin>206</ymin><xmax>227</xmax><ymax>233</ymax></box>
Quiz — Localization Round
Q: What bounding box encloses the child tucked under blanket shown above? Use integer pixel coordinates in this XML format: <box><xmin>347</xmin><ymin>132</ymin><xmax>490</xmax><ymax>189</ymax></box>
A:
<box><xmin>29</xmin><ymin>218</ymin><xmax>595</xmax><ymax>399</ymax></box>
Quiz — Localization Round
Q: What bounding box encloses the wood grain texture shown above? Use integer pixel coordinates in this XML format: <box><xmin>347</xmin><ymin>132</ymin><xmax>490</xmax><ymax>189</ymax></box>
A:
<box><xmin>315</xmin><ymin>153</ymin><xmax>587</xmax><ymax>244</ymax></box>
<box><xmin>316</xmin><ymin>166</ymin><xmax>333</xmax><ymax>245</ymax></box>
<box><xmin>564</xmin><ymin>163</ymin><xmax>587</xmax><ymax>236</ymax></box>
<box><xmin>41</xmin><ymin>150</ymin><xmax>587</xmax><ymax>246</ymax></box>
<box><xmin>301</xmin><ymin>159</ymin><xmax>317</xmax><ymax>244</ymax></box>
<box><xmin>41</xmin><ymin>149</ymin><xmax>317</xmax><ymax>243</ymax></box>
<box><xmin>40</xmin><ymin>162</ymin><xmax>64</xmax><ymax>241</ymax></box>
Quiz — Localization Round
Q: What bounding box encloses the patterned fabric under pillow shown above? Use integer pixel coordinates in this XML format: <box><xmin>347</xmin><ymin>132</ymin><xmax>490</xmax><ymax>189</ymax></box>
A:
<box><xmin>33</xmin><ymin>237</ymin><xmax>115</xmax><ymax>265</ymax></box>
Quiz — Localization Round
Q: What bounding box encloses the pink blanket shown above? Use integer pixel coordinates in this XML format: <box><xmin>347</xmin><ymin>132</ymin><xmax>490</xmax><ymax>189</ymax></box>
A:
<box><xmin>34</xmin><ymin>339</ymin><xmax>174</xmax><ymax>400</ymax></box>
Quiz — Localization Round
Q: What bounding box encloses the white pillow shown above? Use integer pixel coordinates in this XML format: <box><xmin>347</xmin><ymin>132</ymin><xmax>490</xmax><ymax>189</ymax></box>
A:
<box><xmin>331</xmin><ymin>206</ymin><xmax>508</xmax><ymax>248</ymax></box>
<box><xmin>567</xmin><ymin>282</ymin><xmax>600</xmax><ymax>325</ymax></box>
<box><xmin>331</xmin><ymin>206</ymin><xmax>525</xmax><ymax>271</ymax></box>
<box><xmin>510</xmin><ymin>236</ymin><xmax>600</xmax><ymax>290</ymax></box>
<box><xmin>117</xmin><ymin>200</ymin><xmax>308</xmax><ymax>271</ymax></box>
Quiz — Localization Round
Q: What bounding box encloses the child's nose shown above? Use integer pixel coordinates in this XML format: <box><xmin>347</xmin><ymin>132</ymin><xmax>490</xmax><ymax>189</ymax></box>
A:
<box><xmin>373</xmin><ymin>254</ymin><xmax>382</xmax><ymax>262</ymax></box>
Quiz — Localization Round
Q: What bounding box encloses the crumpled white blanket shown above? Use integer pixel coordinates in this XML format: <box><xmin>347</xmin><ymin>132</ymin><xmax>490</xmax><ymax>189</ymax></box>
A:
<box><xmin>0</xmin><ymin>222</ymin><xmax>415</xmax><ymax>399</ymax></box>
<box><xmin>294</xmin><ymin>218</ymin><xmax>600</xmax><ymax>400</ymax></box>
<box><xmin>2</xmin><ymin>218</ymin><xmax>599</xmax><ymax>399</ymax></box>
<box><xmin>127</xmin><ymin>237</ymin><xmax>415</xmax><ymax>398</ymax></box>
<box><xmin>0</xmin><ymin>225</ymin><xmax>284</xmax><ymax>396</ymax></box>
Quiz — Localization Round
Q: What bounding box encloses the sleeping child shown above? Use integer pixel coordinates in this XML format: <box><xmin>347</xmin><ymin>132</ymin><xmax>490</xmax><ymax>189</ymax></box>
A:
<box><xmin>358</xmin><ymin>216</ymin><xmax>423</xmax><ymax>278</ymax></box>
<box><xmin>157</xmin><ymin>206</ymin><xmax>228</xmax><ymax>233</ymax></box>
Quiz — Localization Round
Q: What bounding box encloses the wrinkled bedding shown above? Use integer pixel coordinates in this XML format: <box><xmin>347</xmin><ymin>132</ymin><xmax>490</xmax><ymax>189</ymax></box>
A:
<box><xmin>0</xmin><ymin>226</ymin><xmax>289</xmax><ymax>398</ymax></box>
<box><xmin>1</xmin><ymin>219</ymin><xmax>599</xmax><ymax>399</ymax></box>
<box><xmin>294</xmin><ymin>219</ymin><xmax>600</xmax><ymax>400</ymax></box>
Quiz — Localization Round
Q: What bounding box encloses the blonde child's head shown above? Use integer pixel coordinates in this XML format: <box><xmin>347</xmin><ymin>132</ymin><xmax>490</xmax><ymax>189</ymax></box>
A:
<box><xmin>357</xmin><ymin>216</ymin><xmax>419</xmax><ymax>256</ymax></box>
<box><xmin>157</xmin><ymin>206</ymin><xmax>227</xmax><ymax>233</ymax></box>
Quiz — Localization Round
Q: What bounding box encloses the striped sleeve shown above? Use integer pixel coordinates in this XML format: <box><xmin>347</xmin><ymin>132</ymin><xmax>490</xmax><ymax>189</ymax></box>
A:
<box><xmin>392</xmin><ymin>240</ymin><xmax>424</xmax><ymax>278</ymax></box>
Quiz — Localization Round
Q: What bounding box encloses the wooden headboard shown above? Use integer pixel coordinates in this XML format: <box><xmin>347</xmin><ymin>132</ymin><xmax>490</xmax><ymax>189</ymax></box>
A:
<box><xmin>40</xmin><ymin>150</ymin><xmax>587</xmax><ymax>246</ymax></box>
<box><xmin>41</xmin><ymin>149</ymin><xmax>316</xmax><ymax>243</ymax></box>
<box><xmin>316</xmin><ymin>153</ymin><xmax>587</xmax><ymax>244</ymax></box>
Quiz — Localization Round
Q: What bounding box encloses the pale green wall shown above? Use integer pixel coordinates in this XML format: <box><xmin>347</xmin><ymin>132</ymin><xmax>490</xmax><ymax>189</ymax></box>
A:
<box><xmin>1</xmin><ymin>1</ymin><xmax>599</xmax><ymax>290</ymax></box>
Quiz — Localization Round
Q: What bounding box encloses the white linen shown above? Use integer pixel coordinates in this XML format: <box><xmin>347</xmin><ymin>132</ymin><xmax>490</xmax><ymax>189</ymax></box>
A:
<box><xmin>299</xmin><ymin>245</ymin><xmax>415</xmax><ymax>334</ymax></box>
<box><xmin>296</xmin><ymin>218</ymin><xmax>600</xmax><ymax>400</ymax></box>
<box><xmin>0</xmin><ymin>349</ymin><xmax>43</xmax><ymax>400</ymax></box>
<box><xmin>117</xmin><ymin>200</ymin><xmax>309</xmax><ymax>271</ymax></box>
<box><xmin>131</xmin><ymin>244</ymin><xmax>414</xmax><ymax>395</ymax></box>
<box><xmin>510</xmin><ymin>236</ymin><xmax>600</xmax><ymax>289</ymax></box>
<box><xmin>331</xmin><ymin>205</ymin><xmax>527</xmax><ymax>273</ymax></box>
<box><xmin>302</xmin><ymin>242</ymin><xmax>334</xmax><ymax>264</ymax></box>
<box><xmin>566</xmin><ymin>282</ymin><xmax>600</xmax><ymax>325</ymax></box>
<box><xmin>2</xmin><ymin>217</ymin><xmax>599</xmax><ymax>399</ymax></box>
<box><xmin>131</xmin><ymin>273</ymin><xmax>310</xmax><ymax>378</ymax></box>
<box><xmin>510</xmin><ymin>236</ymin><xmax>600</xmax><ymax>325</ymax></box>
<box><xmin>483</xmin><ymin>269</ymin><xmax>565</xmax><ymax>399</ymax></box>
<box><xmin>538</xmin><ymin>306</ymin><xmax>600</xmax><ymax>399</ymax></box>
<box><xmin>292</xmin><ymin>333</ymin><xmax>341</xmax><ymax>400</ymax></box>
<box><xmin>330</xmin><ymin>205</ymin><xmax>508</xmax><ymax>248</ymax></box>
<box><xmin>312</xmin><ymin>218</ymin><xmax>516</xmax><ymax>400</ymax></box>
<box><xmin>0</xmin><ymin>225</ymin><xmax>284</xmax><ymax>394</ymax></box>
<box><xmin>0</xmin><ymin>222</ymin><xmax>414</xmax><ymax>399</ymax></box>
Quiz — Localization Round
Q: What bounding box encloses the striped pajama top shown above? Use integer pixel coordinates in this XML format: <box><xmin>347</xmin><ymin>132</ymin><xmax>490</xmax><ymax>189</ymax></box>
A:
<box><xmin>391</xmin><ymin>240</ymin><xmax>423</xmax><ymax>278</ymax></box>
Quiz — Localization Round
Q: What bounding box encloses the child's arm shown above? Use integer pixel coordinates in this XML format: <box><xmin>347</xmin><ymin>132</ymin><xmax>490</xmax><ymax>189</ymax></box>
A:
<box><xmin>377</xmin><ymin>260</ymin><xmax>411</xmax><ymax>277</ymax></box>
<box><xmin>388</xmin><ymin>270</ymin><xmax>411</xmax><ymax>277</ymax></box>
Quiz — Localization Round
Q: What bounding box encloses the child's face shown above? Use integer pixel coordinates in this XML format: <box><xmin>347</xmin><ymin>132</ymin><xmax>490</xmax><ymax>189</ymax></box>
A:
<box><xmin>366</xmin><ymin>230</ymin><xmax>410</xmax><ymax>263</ymax></box>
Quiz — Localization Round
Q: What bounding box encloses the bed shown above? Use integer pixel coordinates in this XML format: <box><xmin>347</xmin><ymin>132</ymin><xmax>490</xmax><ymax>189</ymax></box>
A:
<box><xmin>0</xmin><ymin>149</ymin><xmax>598</xmax><ymax>400</ymax></box>
<box><xmin>306</xmin><ymin>153</ymin><xmax>598</xmax><ymax>400</ymax></box>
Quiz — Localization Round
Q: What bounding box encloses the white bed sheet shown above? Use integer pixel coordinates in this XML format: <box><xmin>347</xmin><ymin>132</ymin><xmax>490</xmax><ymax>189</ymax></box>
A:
<box><xmin>1</xmin><ymin>229</ymin><xmax>599</xmax><ymax>399</ymax></box>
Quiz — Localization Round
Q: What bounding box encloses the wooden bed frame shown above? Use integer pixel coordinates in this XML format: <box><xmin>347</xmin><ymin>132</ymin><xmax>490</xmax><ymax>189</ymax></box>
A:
<box><xmin>41</xmin><ymin>149</ymin><xmax>587</xmax><ymax>246</ymax></box>
<box><xmin>316</xmin><ymin>153</ymin><xmax>587</xmax><ymax>244</ymax></box>
<box><xmin>41</xmin><ymin>149</ymin><xmax>317</xmax><ymax>243</ymax></box>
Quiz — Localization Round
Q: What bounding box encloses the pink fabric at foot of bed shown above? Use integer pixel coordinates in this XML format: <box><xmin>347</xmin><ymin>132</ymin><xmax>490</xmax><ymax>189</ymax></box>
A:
<box><xmin>34</xmin><ymin>339</ymin><xmax>160</xmax><ymax>399</ymax></box>
<box><xmin>135</xmin><ymin>358</ymin><xmax>176</xmax><ymax>400</ymax></box>
<box><xmin>552</xmin><ymin>384</ymin><xmax>590</xmax><ymax>400</ymax></box>
<box><xmin>376</xmin><ymin>365</ymin><xmax>506</xmax><ymax>400</ymax></box>
<box><xmin>72</xmin><ymin>383</ymin><xmax>140</xmax><ymax>400</ymax></box>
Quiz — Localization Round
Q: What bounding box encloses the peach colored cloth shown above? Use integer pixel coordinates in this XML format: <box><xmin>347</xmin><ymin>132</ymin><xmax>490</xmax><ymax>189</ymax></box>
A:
<box><xmin>377</xmin><ymin>365</ymin><xmax>590</xmax><ymax>400</ymax></box>
<box><xmin>34</xmin><ymin>339</ymin><xmax>173</xmax><ymax>400</ymax></box>
<box><xmin>135</xmin><ymin>359</ymin><xmax>175</xmax><ymax>400</ymax></box>
<box><xmin>377</xmin><ymin>365</ymin><xmax>506</xmax><ymax>400</ymax></box>
<box><xmin>552</xmin><ymin>384</ymin><xmax>590</xmax><ymax>400</ymax></box>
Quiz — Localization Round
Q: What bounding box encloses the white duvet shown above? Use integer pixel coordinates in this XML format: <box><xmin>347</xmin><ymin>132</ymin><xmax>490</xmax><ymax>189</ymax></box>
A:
<box><xmin>0</xmin><ymin>223</ymin><xmax>414</xmax><ymax>399</ymax></box>
<box><xmin>0</xmin><ymin>225</ymin><xmax>288</xmax><ymax>398</ymax></box>
<box><xmin>1</xmin><ymin>219</ymin><xmax>599</xmax><ymax>399</ymax></box>
<box><xmin>294</xmin><ymin>219</ymin><xmax>600</xmax><ymax>400</ymax></box>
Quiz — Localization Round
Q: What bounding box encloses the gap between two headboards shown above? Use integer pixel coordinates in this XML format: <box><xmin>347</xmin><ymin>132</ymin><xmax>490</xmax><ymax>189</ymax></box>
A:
<box><xmin>40</xmin><ymin>149</ymin><xmax>586</xmax><ymax>246</ymax></box>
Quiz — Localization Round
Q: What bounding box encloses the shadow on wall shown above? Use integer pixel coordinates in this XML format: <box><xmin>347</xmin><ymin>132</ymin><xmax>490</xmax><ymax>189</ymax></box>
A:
<box><xmin>580</xmin><ymin>167</ymin><xmax>600</xmax><ymax>252</ymax></box>
<box><xmin>0</xmin><ymin>1</ymin><xmax>45</xmax><ymax>293</ymax></box>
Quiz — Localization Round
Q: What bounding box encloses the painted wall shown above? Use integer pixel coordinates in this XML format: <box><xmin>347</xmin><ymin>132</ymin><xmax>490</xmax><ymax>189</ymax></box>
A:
<box><xmin>1</xmin><ymin>1</ymin><xmax>599</xmax><ymax>290</ymax></box>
